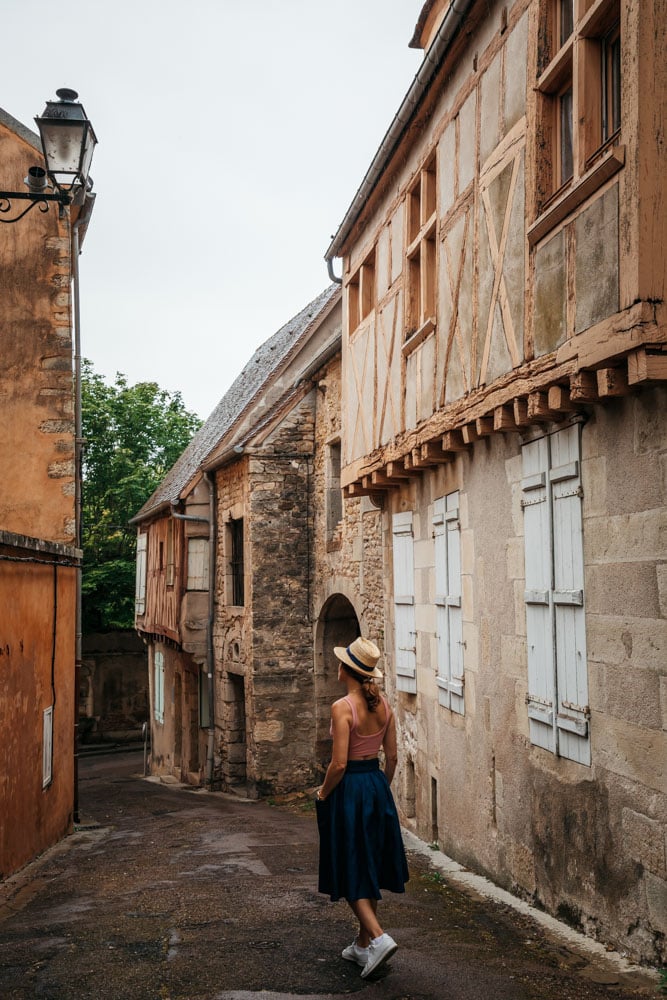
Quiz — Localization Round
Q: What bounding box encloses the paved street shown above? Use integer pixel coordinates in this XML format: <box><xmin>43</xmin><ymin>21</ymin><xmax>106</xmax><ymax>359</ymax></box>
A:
<box><xmin>0</xmin><ymin>751</ymin><xmax>658</xmax><ymax>1000</ymax></box>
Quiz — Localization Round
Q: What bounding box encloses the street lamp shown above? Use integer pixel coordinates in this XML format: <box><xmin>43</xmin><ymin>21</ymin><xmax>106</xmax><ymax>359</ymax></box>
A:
<box><xmin>0</xmin><ymin>88</ymin><xmax>97</xmax><ymax>223</ymax></box>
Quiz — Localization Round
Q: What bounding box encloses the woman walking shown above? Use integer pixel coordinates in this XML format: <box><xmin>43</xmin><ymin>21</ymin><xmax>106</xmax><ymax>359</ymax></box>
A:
<box><xmin>315</xmin><ymin>637</ymin><xmax>409</xmax><ymax>979</ymax></box>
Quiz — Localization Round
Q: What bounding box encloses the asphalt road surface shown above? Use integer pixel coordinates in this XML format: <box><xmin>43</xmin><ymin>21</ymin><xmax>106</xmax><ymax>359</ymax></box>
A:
<box><xmin>0</xmin><ymin>751</ymin><xmax>659</xmax><ymax>1000</ymax></box>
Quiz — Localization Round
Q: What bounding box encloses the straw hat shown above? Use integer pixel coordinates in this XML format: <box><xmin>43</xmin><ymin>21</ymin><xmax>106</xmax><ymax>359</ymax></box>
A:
<box><xmin>334</xmin><ymin>637</ymin><xmax>383</xmax><ymax>680</ymax></box>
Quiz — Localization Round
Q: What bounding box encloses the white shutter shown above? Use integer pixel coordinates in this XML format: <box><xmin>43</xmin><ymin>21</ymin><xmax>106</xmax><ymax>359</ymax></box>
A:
<box><xmin>522</xmin><ymin>437</ymin><xmax>556</xmax><ymax>753</ymax></box>
<box><xmin>392</xmin><ymin>512</ymin><xmax>417</xmax><ymax>693</ymax></box>
<box><xmin>550</xmin><ymin>425</ymin><xmax>590</xmax><ymax>765</ymax></box>
<box><xmin>154</xmin><ymin>649</ymin><xmax>165</xmax><ymax>724</ymax></box>
<box><xmin>42</xmin><ymin>705</ymin><xmax>53</xmax><ymax>787</ymax></box>
<box><xmin>434</xmin><ymin>493</ymin><xmax>464</xmax><ymax>714</ymax></box>
<box><xmin>135</xmin><ymin>532</ymin><xmax>148</xmax><ymax>616</ymax></box>
<box><xmin>522</xmin><ymin>425</ymin><xmax>590</xmax><ymax>764</ymax></box>
<box><xmin>187</xmin><ymin>537</ymin><xmax>209</xmax><ymax>590</ymax></box>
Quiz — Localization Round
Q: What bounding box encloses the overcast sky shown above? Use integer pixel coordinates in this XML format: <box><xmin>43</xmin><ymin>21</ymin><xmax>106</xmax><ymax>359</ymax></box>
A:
<box><xmin>2</xmin><ymin>1</ymin><xmax>423</xmax><ymax>420</ymax></box>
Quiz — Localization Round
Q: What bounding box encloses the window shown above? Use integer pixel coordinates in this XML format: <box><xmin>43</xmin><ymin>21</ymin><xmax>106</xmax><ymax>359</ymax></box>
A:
<box><xmin>166</xmin><ymin>518</ymin><xmax>175</xmax><ymax>586</ymax></box>
<box><xmin>42</xmin><ymin>706</ymin><xmax>53</xmax><ymax>788</ymax></box>
<box><xmin>135</xmin><ymin>532</ymin><xmax>147</xmax><ymax>616</ymax></box>
<box><xmin>187</xmin><ymin>537</ymin><xmax>209</xmax><ymax>590</ymax></box>
<box><xmin>326</xmin><ymin>440</ymin><xmax>342</xmax><ymax>543</ymax></box>
<box><xmin>228</xmin><ymin>517</ymin><xmax>244</xmax><ymax>606</ymax></box>
<box><xmin>348</xmin><ymin>248</ymin><xmax>376</xmax><ymax>334</ymax></box>
<box><xmin>521</xmin><ymin>423</ymin><xmax>590</xmax><ymax>765</ymax></box>
<box><xmin>154</xmin><ymin>648</ymin><xmax>165</xmax><ymax>724</ymax></box>
<box><xmin>537</xmin><ymin>0</ymin><xmax>621</xmax><ymax>207</ymax></box>
<box><xmin>433</xmin><ymin>492</ymin><xmax>464</xmax><ymax>714</ymax></box>
<box><xmin>406</xmin><ymin>154</ymin><xmax>437</xmax><ymax>337</ymax></box>
<box><xmin>392</xmin><ymin>512</ymin><xmax>416</xmax><ymax>693</ymax></box>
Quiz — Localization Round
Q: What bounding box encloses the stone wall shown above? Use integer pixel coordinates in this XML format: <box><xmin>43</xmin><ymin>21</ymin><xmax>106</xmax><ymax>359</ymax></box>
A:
<box><xmin>80</xmin><ymin>631</ymin><xmax>148</xmax><ymax>743</ymax></box>
<box><xmin>383</xmin><ymin>387</ymin><xmax>666</xmax><ymax>964</ymax></box>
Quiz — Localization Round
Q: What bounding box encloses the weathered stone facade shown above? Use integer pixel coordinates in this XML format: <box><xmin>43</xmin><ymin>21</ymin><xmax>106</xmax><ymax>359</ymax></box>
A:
<box><xmin>326</xmin><ymin>0</ymin><xmax>667</xmax><ymax>964</ymax></box>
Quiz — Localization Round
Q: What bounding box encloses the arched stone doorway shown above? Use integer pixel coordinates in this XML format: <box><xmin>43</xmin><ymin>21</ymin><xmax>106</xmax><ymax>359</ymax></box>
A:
<box><xmin>314</xmin><ymin>594</ymin><xmax>360</xmax><ymax>768</ymax></box>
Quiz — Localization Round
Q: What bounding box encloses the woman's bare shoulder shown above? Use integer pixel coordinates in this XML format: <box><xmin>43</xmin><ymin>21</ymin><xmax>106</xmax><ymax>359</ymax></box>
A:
<box><xmin>331</xmin><ymin>697</ymin><xmax>352</xmax><ymax>716</ymax></box>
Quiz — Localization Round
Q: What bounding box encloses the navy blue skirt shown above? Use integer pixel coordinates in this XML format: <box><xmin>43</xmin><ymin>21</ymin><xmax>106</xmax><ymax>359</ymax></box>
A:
<box><xmin>316</xmin><ymin>759</ymin><xmax>409</xmax><ymax>902</ymax></box>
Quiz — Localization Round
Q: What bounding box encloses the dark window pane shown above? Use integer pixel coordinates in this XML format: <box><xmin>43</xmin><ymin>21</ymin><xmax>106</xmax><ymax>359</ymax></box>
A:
<box><xmin>560</xmin><ymin>88</ymin><xmax>574</xmax><ymax>183</ymax></box>
<box><xmin>560</xmin><ymin>0</ymin><xmax>574</xmax><ymax>46</ymax></box>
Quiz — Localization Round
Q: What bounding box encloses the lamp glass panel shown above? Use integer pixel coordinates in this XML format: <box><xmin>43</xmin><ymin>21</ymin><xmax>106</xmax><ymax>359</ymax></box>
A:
<box><xmin>40</xmin><ymin>122</ymin><xmax>86</xmax><ymax>175</ymax></box>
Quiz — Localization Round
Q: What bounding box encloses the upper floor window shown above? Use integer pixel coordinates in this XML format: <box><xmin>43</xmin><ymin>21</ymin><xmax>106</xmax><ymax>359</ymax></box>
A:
<box><xmin>135</xmin><ymin>532</ymin><xmax>147</xmax><ymax>617</ymax></box>
<box><xmin>226</xmin><ymin>516</ymin><xmax>244</xmax><ymax>607</ymax></box>
<box><xmin>406</xmin><ymin>154</ymin><xmax>437</xmax><ymax>338</ymax></box>
<box><xmin>187</xmin><ymin>537</ymin><xmax>209</xmax><ymax>591</ymax></box>
<box><xmin>347</xmin><ymin>248</ymin><xmax>376</xmax><ymax>334</ymax></box>
<box><xmin>326</xmin><ymin>439</ymin><xmax>343</xmax><ymax>545</ymax></box>
<box><xmin>536</xmin><ymin>0</ymin><xmax>621</xmax><ymax>209</ymax></box>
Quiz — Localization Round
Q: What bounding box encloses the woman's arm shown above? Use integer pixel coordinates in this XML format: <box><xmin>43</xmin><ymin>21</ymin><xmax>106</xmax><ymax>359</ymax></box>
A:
<box><xmin>382</xmin><ymin>709</ymin><xmax>398</xmax><ymax>786</ymax></box>
<box><xmin>317</xmin><ymin>700</ymin><xmax>351</xmax><ymax>800</ymax></box>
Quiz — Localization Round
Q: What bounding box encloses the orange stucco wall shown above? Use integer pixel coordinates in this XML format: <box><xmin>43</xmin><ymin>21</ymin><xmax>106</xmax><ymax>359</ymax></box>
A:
<box><xmin>0</xmin><ymin>555</ymin><xmax>76</xmax><ymax>877</ymax></box>
<box><xmin>0</xmin><ymin>121</ymin><xmax>75</xmax><ymax>544</ymax></box>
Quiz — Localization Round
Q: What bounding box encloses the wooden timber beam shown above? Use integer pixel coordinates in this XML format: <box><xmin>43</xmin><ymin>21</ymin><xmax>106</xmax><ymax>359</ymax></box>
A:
<box><xmin>369</xmin><ymin>471</ymin><xmax>401</xmax><ymax>488</ymax></box>
<box><xmin>597</xmin><ymin>366</ymin><xmax>629</xmax><ymax>397</ymax></box>
<box><xmin>527</xmin><ymin>391</ymin><xmax>560</xmax><ymax>422</ymax></box>
<box><xmin>475</xmin><ymin>416</ymin><xmax>494</xmax><ymax>437</ymax></box>
<box><xmin>403</xmin><ymin>451</ymin><xmax>425</xmax><ymax>474</ymax></box>
<box><xmin>627</xmin><ymin>348</ymin><xmax>667</xmax><ymax>385</ymax></box>
<box><xmin>442</xmin><ymin>429</ymin><xmax>470</xmax><ymax>451</ymax></box>
<box><xmin>570</xmin><ymin>371</ymin><xmax>599</xmax><ymax>402</ymax></box>
<box><xmin>513</xmin><ymin>397</ymin><xmax>531</xmax><ymax>427</ymax></box>
<box><xmin>461</xmin><ymin>423</ymin><xmax>480</xmax><ymax>445</ymax></box>
<box><xmin>421</xmin><ymin>442</ymin><xmax>455</xmax><ymax>464</ymax></box>
<box><xmin>385</xmin><ymin>461</ymin><xmax>412</xmax><ymax>479</ymax></box>
<box><xmin>494</xmin><ymin>404</ymin><xmax>518</xmax><ymax>432</ymax></box>
<box><xmin>344</xmin><ymin>483</ymin><xmax>376</xmax><ymax>499</ymax></box>
<box><xmin>547</xmin><ymin>384</ymin><xmax>580</xmax><ymax>413</ymax></box>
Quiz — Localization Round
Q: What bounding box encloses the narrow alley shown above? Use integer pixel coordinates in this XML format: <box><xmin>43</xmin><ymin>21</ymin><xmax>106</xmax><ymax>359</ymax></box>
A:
<box><xmin>0</xmin><ymin>751</ymin><xmax>658</xmax><ymax>1000</ymax></box>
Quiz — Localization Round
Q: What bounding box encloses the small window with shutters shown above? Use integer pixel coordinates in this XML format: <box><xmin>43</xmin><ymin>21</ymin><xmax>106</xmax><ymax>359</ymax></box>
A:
<box><xmin>187</xmin><ymin>537</ymin><xmax>209</xmax><ymax>591</ymax></box>
<box><xmin>521</xmin><ymin>423</ymin><xmax>590</xmax><ymax>765</ymax></box>
<box><xmin>42</xmin><ymin>705</ymin><xmax>53</xmax><ymax>788</ymax></box>
<box><xmin>433</xmin><ymin>492</ymin><xmax>464</xmax><ymax>715</ymax></box>
<box><xmin>135</xmin><ymin>532</ymin><xmax>148</xmax><ymax>617</ymax></box>
<box><xmin>154</xmin><ymin>648</ymin><xmax>165</xmax><ymax>725</ymax></box>
<box><xmin>392</xmin><ymin>512</ymin><xmax>417</xmax><ymax>693</ymax></box>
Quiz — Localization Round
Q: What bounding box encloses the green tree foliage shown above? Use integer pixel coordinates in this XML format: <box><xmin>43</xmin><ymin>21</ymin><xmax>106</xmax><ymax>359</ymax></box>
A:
<box><xmin>81</xmin><ymin>359</ymin><xmax>202</xmax><ymax>632</ymax></box>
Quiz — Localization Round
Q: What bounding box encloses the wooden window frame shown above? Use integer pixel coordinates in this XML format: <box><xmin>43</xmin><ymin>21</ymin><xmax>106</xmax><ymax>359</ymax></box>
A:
<box><xmin>347</xmin><ymin>247</ymin><xmax>376</xmax><ymax>335</ymax></box>
<box><xmin>405</xmin><ymin>154</ymin><xmax>437</xmax><ymax>341</ymax></box>
<box><xmin>536</xmin><ymin>0</ymin><xmax>621</xmax><ymax>221</ymax></box>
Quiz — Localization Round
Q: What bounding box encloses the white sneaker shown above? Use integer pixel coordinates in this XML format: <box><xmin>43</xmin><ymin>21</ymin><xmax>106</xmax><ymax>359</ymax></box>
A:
<box><xmin>341</xmin><ymin>938</ymin><xmax>369</xmax><ymax>966</ymax></box>
<box><xmin>360</xmin><ymin>932</ymin><xmax>398</xmax><ymax>978</ymax></box>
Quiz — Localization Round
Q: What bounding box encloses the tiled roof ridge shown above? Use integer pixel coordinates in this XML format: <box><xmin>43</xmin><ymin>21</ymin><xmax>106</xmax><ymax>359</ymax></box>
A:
<box><xmin>132</xmin><ymin>284</ymin><xmax>339</xmax><ymax>522</ymax></box>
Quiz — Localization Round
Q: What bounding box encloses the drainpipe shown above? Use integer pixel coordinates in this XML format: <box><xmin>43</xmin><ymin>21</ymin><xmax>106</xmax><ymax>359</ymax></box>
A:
<box><xmin>204</xmin><ymin>472</ymin><xmax>216</xmax><ymax>789</ymax></box>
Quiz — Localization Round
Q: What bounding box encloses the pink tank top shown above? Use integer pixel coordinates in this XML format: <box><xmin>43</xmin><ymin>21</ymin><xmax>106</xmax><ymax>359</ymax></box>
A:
<box><xmin>331</xmin><ymin>694</ymin><xmax>390</xmax><ymax>758</ymax></box>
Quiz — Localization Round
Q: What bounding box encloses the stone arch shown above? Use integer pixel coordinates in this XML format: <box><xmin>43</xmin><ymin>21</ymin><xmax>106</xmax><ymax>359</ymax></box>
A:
<box><xmin>314</xmin><ymin>592</ymin><xmax>361</xmax><ymax>768</ymax></box>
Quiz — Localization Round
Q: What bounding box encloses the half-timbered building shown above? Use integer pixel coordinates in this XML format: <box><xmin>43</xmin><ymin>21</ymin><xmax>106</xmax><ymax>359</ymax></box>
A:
<box><xmin>325</xmin><ymin>0</ymin><xmax>666</xmax><ymax>963</ymax></box>
<box><xmin>134</xmin><ymin>286</ymin><xmax>384</xmax><ymax>794</ymax></box>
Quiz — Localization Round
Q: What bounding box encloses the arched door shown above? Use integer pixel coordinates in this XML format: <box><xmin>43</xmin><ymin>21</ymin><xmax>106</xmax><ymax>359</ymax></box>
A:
<box><xmin>315</xmin><ymin>595</ymin><xmax>360</xmax><ymax>767</ymax></box>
